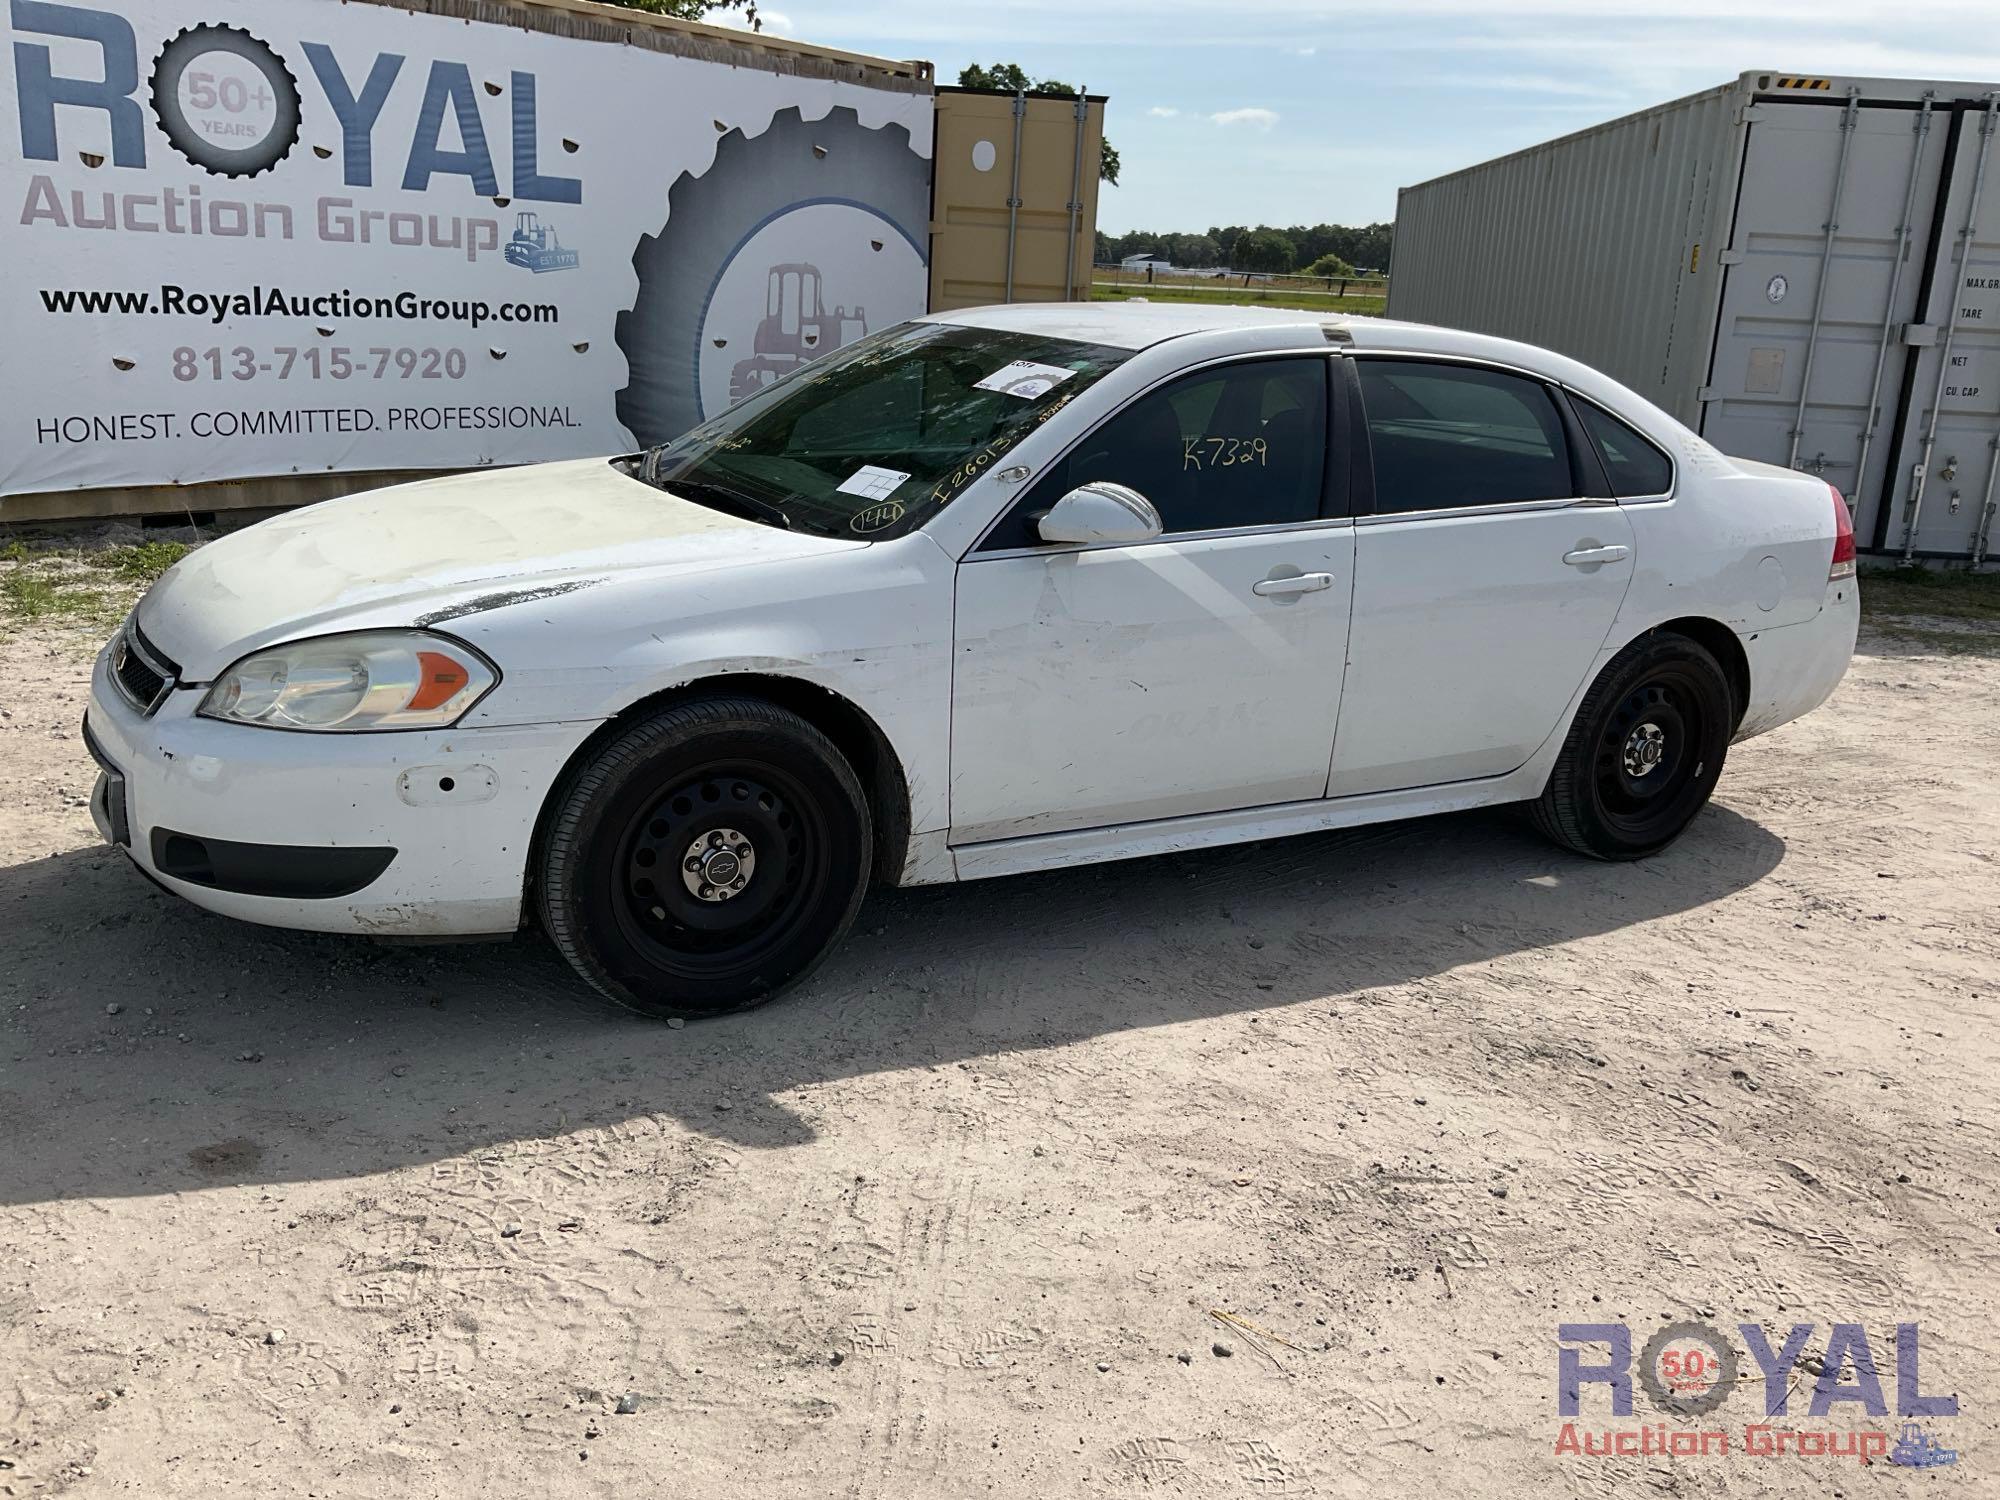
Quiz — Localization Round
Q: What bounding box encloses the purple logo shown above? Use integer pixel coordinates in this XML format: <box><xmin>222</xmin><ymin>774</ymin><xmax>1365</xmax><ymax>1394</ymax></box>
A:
<box><xmin>1555</xmin><ymin>1320</ymin><xmax>1958</xmax><ymax>1466</ymax></box>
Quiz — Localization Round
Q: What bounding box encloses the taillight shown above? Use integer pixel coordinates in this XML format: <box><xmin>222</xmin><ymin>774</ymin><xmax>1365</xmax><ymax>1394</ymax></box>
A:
<box><xmin>1827</xmin><ymin>481</ymin><xmax>1856</xmax><ymax>580</ymax></box>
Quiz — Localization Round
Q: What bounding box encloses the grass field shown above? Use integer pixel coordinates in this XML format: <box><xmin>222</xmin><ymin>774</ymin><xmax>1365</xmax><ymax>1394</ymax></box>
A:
<box><xmin>1859</xmin><ymin>562</ymin><xmax>2000</xmax><ymax>653</ymax></box>
<box><xmin>1092</xmin><ymin>281</ymin><xmax>1387</xmax><ymax>317</ymax></box>
<box><xmin>0</xmin><ymin>537</ymin><xmax>190</xmax><ymax>629</ymax></box>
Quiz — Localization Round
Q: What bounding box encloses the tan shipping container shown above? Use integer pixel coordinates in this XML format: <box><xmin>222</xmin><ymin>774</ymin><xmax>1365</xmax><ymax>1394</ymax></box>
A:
<box><xmin>928</xmin><ymin>87</ymin><xmax>1106</xmax><ymax>311</ymax></box>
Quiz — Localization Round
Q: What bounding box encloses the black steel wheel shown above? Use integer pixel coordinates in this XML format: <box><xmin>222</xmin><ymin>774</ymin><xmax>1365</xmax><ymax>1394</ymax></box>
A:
<box><xmin>1530</xmin><ymin>633</ymin><xmax>1733</xmax><ymax>860</ymax></box>
<box><xmin>538</xmin><ymin>697</ymin><xmax>871</xmax><ymax>1017</ymax></box>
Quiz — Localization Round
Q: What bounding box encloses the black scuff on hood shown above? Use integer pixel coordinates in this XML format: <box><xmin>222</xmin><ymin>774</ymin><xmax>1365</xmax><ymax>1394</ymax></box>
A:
<box><xmin>414</xmin><ymin>578</ymin><xmax>604</xmax><ymax>627</ymax></box>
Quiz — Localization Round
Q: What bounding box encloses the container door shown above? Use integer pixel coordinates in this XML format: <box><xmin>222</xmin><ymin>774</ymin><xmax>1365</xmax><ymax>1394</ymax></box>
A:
<box><xmin>1879</xmin><ymin>97</ymin><xmax>2000</xmax><ymax>562</ymax></box>
<box><xmin>928</xmin><ymin>89</ymin><xmax>1105</xmax><ymax>311</ymax></box>
<box><xmin>1700</xmin><ymin>98</ymin><xmax>1949</xmax><ymax>551</ymax></box>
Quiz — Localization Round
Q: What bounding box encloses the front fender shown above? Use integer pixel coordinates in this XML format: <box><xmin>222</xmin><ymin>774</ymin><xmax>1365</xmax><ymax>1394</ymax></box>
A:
<box><xmin>449</xmin><ymin>536</ymin><xmax>956</xmax><ymax>841</ymax></box>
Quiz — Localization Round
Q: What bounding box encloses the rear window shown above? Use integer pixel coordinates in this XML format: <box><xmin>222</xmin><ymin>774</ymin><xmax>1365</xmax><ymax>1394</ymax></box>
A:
<box><xmin>1355</xmin><ymin>360</ymin><xmax>1574</xmax><ymax>511</ymax></box>
<box><xmin>1575</xmin><ymin>399</ymin><xmax>1674</xmax><ymax>497</ymax></box>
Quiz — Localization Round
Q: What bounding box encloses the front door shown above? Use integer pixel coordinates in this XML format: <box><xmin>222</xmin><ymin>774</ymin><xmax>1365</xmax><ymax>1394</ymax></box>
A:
<box><xmin>1330</xmin><ymin>357</ymin><xmax>1637</xmax><ymax>797</ymax></box>
<box><xmin>949</xmin><ymin>356</ymin><xmax>1354</xmax><ymax>844</ymax></box>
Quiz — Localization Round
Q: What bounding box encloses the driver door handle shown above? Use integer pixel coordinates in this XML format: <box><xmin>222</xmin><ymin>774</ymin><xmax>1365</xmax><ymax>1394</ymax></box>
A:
<box><xmin>1562</xmin><ymin>544</ymin><xmax>1631</xmax><ymax>567</ymax></box>
<box><xmin>1252</xmin><ymin>571</ymin><xmax>1334</xmax><ymax>597</ymax></box>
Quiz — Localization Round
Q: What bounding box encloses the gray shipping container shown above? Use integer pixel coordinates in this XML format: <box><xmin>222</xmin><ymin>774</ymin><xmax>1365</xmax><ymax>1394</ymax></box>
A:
<box><xmin>1389</xmin><ymin>70</ymin><xmax>2000</xmax><ymax>564</ymax></box>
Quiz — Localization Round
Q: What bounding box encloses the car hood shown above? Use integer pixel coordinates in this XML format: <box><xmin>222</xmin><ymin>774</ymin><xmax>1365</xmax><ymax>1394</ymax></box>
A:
<box><xmin>136</xmin><ymin>458</ymin><xmax>862</xmax><ymax>678</ymax></box>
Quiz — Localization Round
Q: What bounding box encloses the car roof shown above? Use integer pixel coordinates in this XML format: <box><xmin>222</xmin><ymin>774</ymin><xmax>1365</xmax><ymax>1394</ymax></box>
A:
<box><xmin>925</xmin><ymin>301</ymin><xmax>1683</xmax><ymax>433</ymax></box>
<box><xmin>926</xmin><ymin>300</ymin><xmax>1344</xmax><ymax>349</ymax></box>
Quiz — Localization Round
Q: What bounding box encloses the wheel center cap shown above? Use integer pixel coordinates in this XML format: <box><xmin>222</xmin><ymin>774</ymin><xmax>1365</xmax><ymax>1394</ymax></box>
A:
<box><xmin>683</xmin><ymin>828</ymin><xmax>756</xmax><ymax>902</ymax></box>
<box><xmin>1624</xmin><ymin>722</ymin><xmax>1667</xmax><ymax>777</ymax></box>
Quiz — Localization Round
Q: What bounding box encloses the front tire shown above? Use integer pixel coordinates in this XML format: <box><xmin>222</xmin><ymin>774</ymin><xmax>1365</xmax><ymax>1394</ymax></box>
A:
<box><xmin>538</xmin><ymin>697</ymin><xmax>872</xmax><ymax>1018</ymax></box>
<box><xmin>1530</xmin><ymin>633</ymin><xmax>1733</xmax><ymax>860</ymax></box>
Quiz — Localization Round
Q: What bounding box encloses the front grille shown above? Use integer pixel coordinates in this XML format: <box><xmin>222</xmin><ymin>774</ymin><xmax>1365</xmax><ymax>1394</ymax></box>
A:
<box><xmin>111</xmin><ymin>622</ymin><xmax>179</xmax><ymax>715</ymax></box>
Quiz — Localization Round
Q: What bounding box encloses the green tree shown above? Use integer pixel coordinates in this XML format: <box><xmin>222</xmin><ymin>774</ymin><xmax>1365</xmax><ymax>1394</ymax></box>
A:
<box><xmin>958</xmin><ymin>63</ymin><xmax>1120</xmax><ymax>186</ymax></box>
<box><xmin>959</xmin><ymin>62</ymin><xmax>1034</xmax><ymax>93</ymax></box>
<box><xmin>1234</xmin><ymin>229</ymin><xmax>1296</xmax><ymax>273</ymax></box>
<box><xmin>1200</xmin><ymin>222</ymin><xmax>1390</xmax><ymax>273</ymax></box>
<box><xmin>1163</xmin><ymin>232</ymin><xmax>1220</xmax><ymax>267</ymax></box>
<box><xmin>1305</xmin><ymin>251</ymin><xmax>1355</xmax><ymax>278</ymax></box>
<box><xmin>597</xmin><ymin>0</ymin><xmax>761</xmax><ymax>23</ymax></box>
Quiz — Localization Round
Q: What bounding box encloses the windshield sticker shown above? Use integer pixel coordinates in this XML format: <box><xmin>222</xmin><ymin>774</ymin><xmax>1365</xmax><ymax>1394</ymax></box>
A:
<box><xmin>850</xmin><ymin>500</ymin><xmax>906</xmax><ymax>533</ymax></box>
<box><xmin>836</xmin><ymin>465</ymin><xmax>911</xmax><ymax>501</ymax></box>
<box><xmin>974</xmin><ymin>360</ymin><xmax>1078</xmax><ymax>400</ymax></box>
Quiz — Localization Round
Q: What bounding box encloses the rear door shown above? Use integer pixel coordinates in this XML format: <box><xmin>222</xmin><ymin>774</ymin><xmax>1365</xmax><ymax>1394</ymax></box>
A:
<box><xmin>1329</xmin><ymin>357</ymin><xmax>1634</xmax><ymax>798</ymax></box>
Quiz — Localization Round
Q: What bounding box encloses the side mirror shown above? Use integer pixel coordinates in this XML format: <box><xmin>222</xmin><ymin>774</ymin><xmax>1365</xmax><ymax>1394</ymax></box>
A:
<box><xmin>1035</xmin><ymin>482</ymin><xmax>1163</xmax><ymax>545</ymax></box>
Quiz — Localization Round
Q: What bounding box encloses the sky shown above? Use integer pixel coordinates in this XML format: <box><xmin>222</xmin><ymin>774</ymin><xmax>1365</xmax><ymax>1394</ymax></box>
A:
<box><xmin>714</xmin><ymin>0</ymin><xmax>2000</xmax><ymax>233</ymax></box>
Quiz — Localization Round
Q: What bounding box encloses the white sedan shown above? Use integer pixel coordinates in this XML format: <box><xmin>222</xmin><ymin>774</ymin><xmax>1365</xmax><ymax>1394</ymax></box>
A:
<box><xmin>84</xmin><ymin>304</ymin><xmax>1859</xmax><ymax>1016</ymax></box>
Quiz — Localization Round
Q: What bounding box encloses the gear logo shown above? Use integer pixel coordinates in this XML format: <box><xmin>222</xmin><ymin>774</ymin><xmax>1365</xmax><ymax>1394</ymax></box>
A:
<box><xmin>1636</xmin><ymin>1320</ymin><xmax>1739</xmax><ymax>1417</ymax></box>
<box><xmin>617</xmin><ymin>105</ymin><xmax>929</xmax><ymax>445</ymax></box>
<box><xmin>150</xmin><ymin>24</ymin><xmax>301</xmax><ymax>179</ymax></box>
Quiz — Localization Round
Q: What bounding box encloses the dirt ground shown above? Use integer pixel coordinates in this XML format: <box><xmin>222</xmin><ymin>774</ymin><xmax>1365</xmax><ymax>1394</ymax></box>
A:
<box><xmin>2</xmin><ymin>587</ymin><xmax>1997</xmax><ymax>1497</ymax></box>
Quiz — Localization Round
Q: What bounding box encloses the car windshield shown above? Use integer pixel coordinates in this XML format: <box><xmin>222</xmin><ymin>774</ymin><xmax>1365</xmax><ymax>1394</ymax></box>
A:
<box><xmin>625</xmin><ymin>321</ymin><xmax>1132</xmax><ymax>539</ymax></box>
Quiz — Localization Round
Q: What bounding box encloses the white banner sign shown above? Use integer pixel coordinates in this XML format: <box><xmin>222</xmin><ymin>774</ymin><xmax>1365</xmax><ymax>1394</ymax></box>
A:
<box><xmin>0</xmin><ymin>0</ymin><xmax>933</xmax><ymax>497</ymax></box>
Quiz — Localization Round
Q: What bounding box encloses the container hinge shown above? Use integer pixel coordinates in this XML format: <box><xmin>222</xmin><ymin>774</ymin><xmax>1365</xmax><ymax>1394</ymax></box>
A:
<box><xmin>1903</xmin><ymin>323</ymin><xmax>1939</xmax><ymax>347</ymax></box>
<box><xmin>1717</xmin><ymin>249</ymin><xmax>1749</xmax><ymax>266</ymax></box>
<box><xmin>1696</xmin><ymin>385</ymin><xmax>1721</xmax><ymax>404</ymax></box>
<box><xmin>1737</xmin><ymin>103</ymin><xmax>1769</xmax><ymax>125</ymax></box>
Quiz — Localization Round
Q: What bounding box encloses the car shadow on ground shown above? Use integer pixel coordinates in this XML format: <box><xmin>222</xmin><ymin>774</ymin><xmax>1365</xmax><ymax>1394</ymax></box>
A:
<box><xmin>0</xmin><ymin>803</ymin><xmax>1784</xmax><ymax>1205</ymax></box>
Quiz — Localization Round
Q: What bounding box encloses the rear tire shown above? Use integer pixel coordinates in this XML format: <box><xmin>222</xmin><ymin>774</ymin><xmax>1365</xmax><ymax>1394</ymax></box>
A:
<box><xmin>538</xmin><ymin>697</ymin><xmax>872</xmax><ymax>1018</ymax></box>
<box><xmin>1530</xmin><ymin>633</ymin><xmax>1733</xmax><ymax>861</ymax></box>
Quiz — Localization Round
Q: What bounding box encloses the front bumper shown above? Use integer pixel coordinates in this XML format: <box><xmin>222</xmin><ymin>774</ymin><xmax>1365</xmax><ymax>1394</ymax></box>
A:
<box><xmin>83</xmin><ymin>641</ymin><xmax>601</xmax><ymax>937</ymax></box>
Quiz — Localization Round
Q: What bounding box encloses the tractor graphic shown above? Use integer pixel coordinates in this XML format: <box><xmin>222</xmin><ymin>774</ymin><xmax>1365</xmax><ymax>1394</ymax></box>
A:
<box><xmin>729</xmin><ymin>263</ymin><xmax>867</xmax><ymax>401</ymax></box>
<box><xmin>505</xmin><ymin>211</ymin><xmax>579</xmax><ymax>273</ymax></box>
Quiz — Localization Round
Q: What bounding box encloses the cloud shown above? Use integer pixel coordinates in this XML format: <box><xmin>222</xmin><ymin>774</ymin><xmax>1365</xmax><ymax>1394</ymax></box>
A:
<box><xmin>1147</xmin><ymin>105</ymin><xmax>1181</xmax><ymax>117</ymax></box>
<box><xmin>1292</xmin><ymin>45</ymin><xmax>1318</xmax><ymax>56</ymax></box>
<box><xmin>1209</xmin><ymin>107</ymin><xmax>1279</xmax><ymax>129</ymax></box>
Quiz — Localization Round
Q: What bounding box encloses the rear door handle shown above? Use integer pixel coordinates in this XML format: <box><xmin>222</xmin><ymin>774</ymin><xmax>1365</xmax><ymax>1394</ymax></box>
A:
<box><xmin>1252</xmin><ymin>571</ymin><xmax>1334</xmax><ymax>598</ymax></box>
<box><xmin>1562</xmin><ymin>544</ymin><xmax>1631</xmax><ymax>568</ymax></box>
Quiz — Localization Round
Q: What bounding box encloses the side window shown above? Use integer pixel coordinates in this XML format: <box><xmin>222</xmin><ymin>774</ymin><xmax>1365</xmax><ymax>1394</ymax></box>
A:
<box><xmin>990</xmin><ymin>357</ymin><xmax>1328</xmax><ymax>547</ymax></box>
<box><xmin>1356</xmin><ymin>360</ymin><xmax>1574</xmax><ymax>512</ymax></box>
<box><xmin>1574</xmin><ymin>398</ymin><xmax>1675</xmax><ymax>497</ymax></box>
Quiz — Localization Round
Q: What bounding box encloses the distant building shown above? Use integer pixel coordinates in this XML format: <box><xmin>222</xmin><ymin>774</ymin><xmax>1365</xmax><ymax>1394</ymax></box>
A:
<box><xmin>1119</xmin><ymin>254</ymin><xmax>1172</xmax><ymax>272</ymax></box>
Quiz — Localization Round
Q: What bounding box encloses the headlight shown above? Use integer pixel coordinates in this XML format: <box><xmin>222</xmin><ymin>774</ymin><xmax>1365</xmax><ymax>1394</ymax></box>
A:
<box><xmin>198</xmin><ymin>630</ymin><xmax>498</xmax><ymax>732</ymax></box>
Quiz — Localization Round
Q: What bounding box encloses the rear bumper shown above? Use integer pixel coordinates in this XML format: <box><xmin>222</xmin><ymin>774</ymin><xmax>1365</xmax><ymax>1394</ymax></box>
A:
<box><xmin>83</xmin><ymin>640</ymin><xmax>601</xmax><ymax>937</ymax></box>
<box><xmin>1735</xmin><ymin>577</ymin><xmax>1860</xmax><ymax>741</ymax></box>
